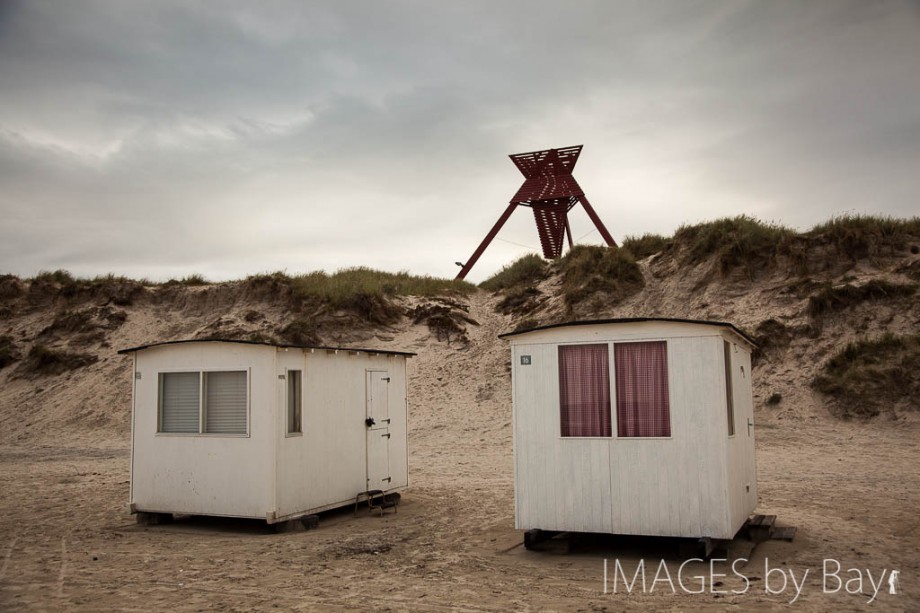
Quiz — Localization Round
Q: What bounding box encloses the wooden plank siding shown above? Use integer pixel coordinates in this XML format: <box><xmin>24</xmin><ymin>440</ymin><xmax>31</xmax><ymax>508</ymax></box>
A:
<box><xmin>510</xmin><ymin>321</ymin><xmax>757</xmax><ymax>540</ymax></box>
<box><xmin>274</xmin><ymin>349</ymin><xmax>409</xmax><ymax>519</ymax></box>
<box><xmin>131</xmin><ymin>342</ymin><xmax>275</xmax><ymax>519</ymax></box>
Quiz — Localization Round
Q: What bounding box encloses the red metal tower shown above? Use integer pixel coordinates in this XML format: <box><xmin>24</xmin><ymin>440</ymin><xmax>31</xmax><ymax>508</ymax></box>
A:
<box><xmin>455</xmin><ymin>145</ymin><xmax>617</xmax><ymax>280</ymax></box>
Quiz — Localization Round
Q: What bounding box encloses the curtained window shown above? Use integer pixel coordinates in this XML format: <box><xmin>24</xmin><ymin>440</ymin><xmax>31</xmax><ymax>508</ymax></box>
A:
<box><xmin>558</xmin><ymin>344</ymin><xmax>612</xmax><ymax>437</ymax></box>
<box><xmin>615</xmin><ymin>341</ymin><xmax>671</xmax><ymax>437</ymax></box>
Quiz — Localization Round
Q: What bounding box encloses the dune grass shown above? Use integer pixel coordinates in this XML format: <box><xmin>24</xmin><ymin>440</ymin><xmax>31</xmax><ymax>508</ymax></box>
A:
<box><xmin>164</xmin><ymin>274</ymin><xmax>208</xmax><ymax>286</ymax></box>
<box><xmin>32</xmin><ymin>270</ymin><xmax>152</xmax><ymax>286</ymax></box>
<box><xmin>807</xmin><ymin>280</ymin><xmax>917</xmax><ymax>317</ymax></box>
<box><xmin>286</xmin><ymin>267</ymin><xmax>475</xmax><ymax>306</ymax></box>
<box><xmin>807</xmin><ymin>214</ymin><xmax>920</xmax><ymax>258</ymax></box>
<box><xmin>27</xmin><ymin>269</ymin><xmax>207</xmax><ymax>289</ymax></box>
<box><xmin>0</xmin><ymin>335</ymin><xmax>19</xmax><ymax>369</ymax></box>
<box><xmin>246</xmin><ymin>267</ymin><xmax>476</xmax><ymax>324</ymax></box>
<box><xmin>495</xmin><ymin>286</ymin><xmax>543</xmax><ymax>315</ymax></box>
<box><xmin>672</xmin><ymin>216</ymin><xmax>796</xmax><ymax>277</ymax></box>
<box><xmin>13</xmin><ymin>213</ymin><xmax>918</xmax><ymax>314</ymax></box>
<box><xmin>0</xmin><ymin>274</ymin><xmax>25</xmax><ymax>301</ymax></box>
<box><xmin>812</xmin><ymin>333</ymin><xmax>920</xmax><ymax>418</ymax></box>
<box><xmin>479</xmin><ymin>254</ymin><xmax>548</xmax><ymax>292</ymax></box>
<box><xmin>33</xmin><ymin>270</ymin><xmax>78</xmax><ymax>285</ymax></box>
<box><xmin>22</xmin><ymin>344</ymin><xmax>98</xmax><ymax>375</ymax></box>
<box><xmin>41</xmin><ymin>309</ymin><xmax>96</xmax><ymax>336</ymax></box>
<box><xmin>621</xmin><ymin>233</ymin><xmax>669</xmax><ymax>260</ymax></box>
<box><xmin>665</xmin><ymin>214</ymin><xmax>920</xmax><ymax>278</ymax></box>
<box><xmin>511</xmin><ymin>317</ymin><xmax>541</xmax><ymax>333</ymax></box>
<box><xmin>277</xmin><ymin>319</ymin><xmax>320</xmax><ymax>346</ymax></box>
<box><xmin>558</xmin><ymin>245</ymin><xmax>644</xmax><ymax>307</ymax></box>
<box><xmin>22</xmin><ymin>270</ymin><xmax>148</xmax><ymax>306</ymax></box>
<box><xmin>21</xmin><ymin>267</ymin><xmax>472</xmax><ymax>322</ymax></box>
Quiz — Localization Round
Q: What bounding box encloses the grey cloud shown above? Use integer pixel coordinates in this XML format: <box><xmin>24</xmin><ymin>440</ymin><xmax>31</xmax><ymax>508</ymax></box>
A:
<box><xmin>0</xmin><ymin>1</ymin><xmax>918</xmax><ymax>282</ymax></box>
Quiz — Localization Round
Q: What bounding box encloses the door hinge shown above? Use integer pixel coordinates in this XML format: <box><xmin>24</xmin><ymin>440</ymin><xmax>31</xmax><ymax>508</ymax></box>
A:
<box><xmin>382</xmin><ymin>433</ymin><xmax>391</xmax><ymax>439</ymax></box>
<box><xmin>382</xmin><ymin>377</ymin><xmax>390</xmax><ymax>382</ymax></box>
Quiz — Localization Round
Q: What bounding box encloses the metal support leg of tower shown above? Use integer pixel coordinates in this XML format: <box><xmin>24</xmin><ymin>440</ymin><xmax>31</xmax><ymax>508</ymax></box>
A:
<box><xmin>455</xmin><ymin>202</ymin><xmax>519</xmax><ymax>280</ymax></box>
<box><xmin>578</xmin><ymin>195</ymin><xmax>617</xmax><ymax>248</ymax></box>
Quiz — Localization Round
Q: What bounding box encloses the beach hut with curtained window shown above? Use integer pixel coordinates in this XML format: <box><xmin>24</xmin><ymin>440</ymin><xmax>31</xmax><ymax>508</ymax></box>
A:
<box><xmin>500</xmin><ymin>318</ymin><xmax>758</xmax><ymax>544</ymax></box>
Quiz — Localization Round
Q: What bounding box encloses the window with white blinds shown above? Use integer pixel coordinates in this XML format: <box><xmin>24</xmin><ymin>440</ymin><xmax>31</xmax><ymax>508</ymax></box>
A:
<box><xmin>159</xmin><ymin>372</ymin><xmax>201</xmax><ymax>433</ymax></box>
<box><xmin>158</xmin><ymin>370</ymin><xmax>248</xmax><ymax>435</ymax></box>
<box><xmin>204</xmin><ymin>371</ymin><xmax>248</xmax><ymax>434</ymax></box>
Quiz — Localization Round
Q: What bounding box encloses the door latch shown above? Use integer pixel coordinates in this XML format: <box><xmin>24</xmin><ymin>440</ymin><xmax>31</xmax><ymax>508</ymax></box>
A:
<box><xmin>365</xmin><ymin>417</ymin><xmax>376</xmax><ymax>427</ymax></box>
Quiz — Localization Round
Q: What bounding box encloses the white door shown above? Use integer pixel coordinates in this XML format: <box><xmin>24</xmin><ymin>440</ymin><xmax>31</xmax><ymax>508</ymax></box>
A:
<box><xmin>366</xmin><ymin>370</ymin><xmax>391</xmax><ymax>490</ymax></box>
<box><xmin>740</xmin><ymin>353</ymin><xmax>758</xmax><ymax>506</ymax></box>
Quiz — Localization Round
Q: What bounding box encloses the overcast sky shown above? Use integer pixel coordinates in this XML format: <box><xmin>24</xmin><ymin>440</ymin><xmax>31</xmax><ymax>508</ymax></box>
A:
<box><xmin>1</xmin><ymin>1</ymin><xmax>918</xmax><ymax>283</ymax></box>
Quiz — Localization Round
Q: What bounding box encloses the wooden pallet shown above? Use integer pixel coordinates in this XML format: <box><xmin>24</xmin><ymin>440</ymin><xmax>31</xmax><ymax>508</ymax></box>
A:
<box><xmin>771</xmin><ymin>526</ymin><xmax>797</xmax><ymax>541</ymax></box>
<box><xmin>745</xmin><ymin>514</ymin><xmax>796</xmax><ymax>542</ymax></box>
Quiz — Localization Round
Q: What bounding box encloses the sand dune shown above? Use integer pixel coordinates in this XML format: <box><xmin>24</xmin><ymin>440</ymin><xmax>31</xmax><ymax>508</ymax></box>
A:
<box><xmin>1</xmin><ymin>237</ymin><xmax>918</xmax><ymax>609</ymax></box>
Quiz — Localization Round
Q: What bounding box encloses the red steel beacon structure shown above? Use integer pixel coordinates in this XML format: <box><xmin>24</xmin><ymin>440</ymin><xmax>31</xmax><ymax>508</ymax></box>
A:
<box><xmin>455</xmin><ymin>145</ymin><xmax>617</xmax><ymax>280</ymax></box>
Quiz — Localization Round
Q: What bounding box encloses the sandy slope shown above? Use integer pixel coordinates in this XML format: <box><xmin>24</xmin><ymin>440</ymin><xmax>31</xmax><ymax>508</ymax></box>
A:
<box><xmin>1</xmin><ymin>276</ymin><xmax>919</xmax><ymax>610</ymax></box>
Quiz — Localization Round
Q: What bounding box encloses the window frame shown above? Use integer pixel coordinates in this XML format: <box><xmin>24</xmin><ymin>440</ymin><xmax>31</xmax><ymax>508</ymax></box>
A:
<box><xmin>286</xmin><ymin>369</ymin><xmax>303</xmax><ymax>436</ymax></box>
<box><xmin>724</xmin><ymin>340</ymin><xmax>735</xmax><ymax>437</ymax></box>
<box><xmin>613</xmin><ymin>340</ymin><xmax>672</xmax><ymax>440</ymax></box>
<box><xmin>156</xmin><ymin>369</ymin><xmax>250</xmax><ymax>437</ymax></box>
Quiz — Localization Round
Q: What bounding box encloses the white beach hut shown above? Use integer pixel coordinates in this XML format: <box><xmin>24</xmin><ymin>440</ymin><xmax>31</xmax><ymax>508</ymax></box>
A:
<box><xmin>118</xmin><ymin>339</ymin><xmax>412</xmax><ymax>525</ymax></box>
<box><xmin>501</xmin><ymin>318</ymin><xmax>758</xmax><ymax>543</ymax></box>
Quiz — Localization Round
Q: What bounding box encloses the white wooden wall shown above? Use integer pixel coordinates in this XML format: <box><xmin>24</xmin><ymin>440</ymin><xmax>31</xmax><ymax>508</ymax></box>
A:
<box><xmin>130</xmin><ymin>342</ymin><xmax>409</xmax><ymax>522</ymax></box>
<box><xmin>510</xmin><ymin>322</ymin><xmax>756</xmax><ymax>539</ymax></box>
<box><xmin>131</xmin><ymin>343</ymin><xmax>276</xmax><ymax>519</ymax></box>
<box><xmin>274</xmin><ymin>349</ymin><xmax>408</xmax><ymax>520</ymax></box>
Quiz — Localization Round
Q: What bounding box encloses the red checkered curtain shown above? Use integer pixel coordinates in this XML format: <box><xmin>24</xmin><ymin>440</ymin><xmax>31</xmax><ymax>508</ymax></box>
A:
<box><xmin>615</xmin><ymin>341</ymin><xmax>671</xmax><ymax>437</ymax></box>
<box><xmin>558</xmin><ymin>344</ymin><xmax>611</xmax><ymax>437</ymax></box>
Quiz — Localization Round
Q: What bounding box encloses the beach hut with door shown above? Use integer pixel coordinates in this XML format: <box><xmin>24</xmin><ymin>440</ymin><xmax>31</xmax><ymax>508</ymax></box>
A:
<box><xmin>501</xmin><ymin>318</ymin><xmax>758</xmax><ymax>542</ymax></box>
<box><xmin>119</xmin><ymin>339</ymin><xmax>412</xmax><ymax>525</ymax></box>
